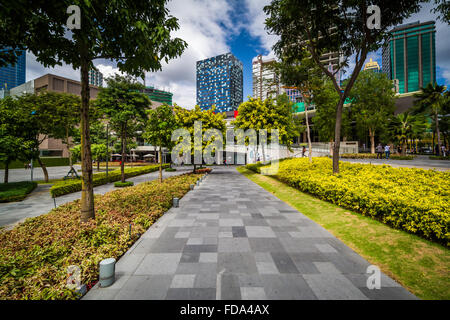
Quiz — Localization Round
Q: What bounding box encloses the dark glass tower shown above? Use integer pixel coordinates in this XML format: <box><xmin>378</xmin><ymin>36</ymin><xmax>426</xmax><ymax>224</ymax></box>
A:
<box><xmin>196</xmin><ymin>52</ymin><xmax>243</xmax><ymax>112</ymax></box>
<box><xmin>382</xmin><ymin>21</ymin><xmax>436</xmax><ymax>94</ymax></box>
<box><xmin>0</xmin><ymin>49</ymin><xmax>26</xmax><ymax>90</ymax></box>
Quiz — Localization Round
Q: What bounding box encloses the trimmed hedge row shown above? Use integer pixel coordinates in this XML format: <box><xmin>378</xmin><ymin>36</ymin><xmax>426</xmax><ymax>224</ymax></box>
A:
<box><xmin>429</xmin><ymin>156</ymin><xmax>450</xmax><ymax>160</ymax></box>
<box><xmin>0</xmin><ymin>181</ymin><xmax>38</xmax><ymax>203</ymax></box>
<box><xmin>340</xmin><ymin>153</ymin><xmax>415</xmax><ymax>160</ymax></box>
<box><xmin>50</xmin><ymin>164</ymin><xmax>169</xmax><ymax>197</ymax></box>
<box><xmin>114</xmin><ymin>181</ymin><xmax>134</xmax><ymax>188</ymax></box>
<box><xmin>0</xmin><ymin>173</ymin><xmax>203</xmax><ymax>299</ymax></box>
<box><xmin>248</xmin><ymin>157</ymin><xmax>449</xmax><ymax>245</ymax></box>
<box><xmin>0</xmin><ymin>158</ymin><xmax>70</xmax><ymax>169</ymax></box>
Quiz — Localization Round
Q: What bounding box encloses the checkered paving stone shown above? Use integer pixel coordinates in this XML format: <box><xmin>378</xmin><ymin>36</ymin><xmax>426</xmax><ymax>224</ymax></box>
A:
<box><xmin>83</xmin><ymin>167</ymin><xmax>418</xmax><ymax>300</ymax></box>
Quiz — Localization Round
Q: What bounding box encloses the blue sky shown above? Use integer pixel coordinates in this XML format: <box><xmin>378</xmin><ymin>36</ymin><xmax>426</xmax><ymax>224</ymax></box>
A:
<box><xmin>26</xmin><ymin>0</ymin><xmax>450</xmax><ymax>108</ymax></box>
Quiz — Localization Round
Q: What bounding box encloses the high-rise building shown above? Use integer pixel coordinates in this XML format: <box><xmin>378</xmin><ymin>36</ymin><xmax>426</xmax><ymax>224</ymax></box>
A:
<box><xmin>0</xmin><ymin>49</ymin><xmax>26</xmax><ymax>90</ymax></box>
<box><xmin>382</xmin><ymin>21</ymin><xmax>436</xmax><ymax>94</ymax></box>
<box><xmin>196</xmin><ymin>52</ymin><xmax>243</xmax><ymax>112</ymax></box>
<box><xmin>88</xmin><ymin>68</ymin><xmax>103</xmax><ymax>87</ymax></box>
<box><xmin>252</xmin><ymin>55</ymin><xmax>281</xmax><ymax>100</ymax></box>
<box><xmin>363</xmin><ymin>58</ymin><xmax>381</xmax><ymax>72</ymax></box>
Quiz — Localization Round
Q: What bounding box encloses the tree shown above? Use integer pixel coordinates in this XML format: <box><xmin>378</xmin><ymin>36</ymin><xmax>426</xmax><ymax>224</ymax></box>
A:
<box><xmin>388</xmin><ymin>111</ymin><xmax>426</xmax><ymax>155</ymax></box>
<box><xmin>265</xmin><ymin>0</ymin><xmax>423</xmax><ymax>173</ymax></box>
<box><xmin>413</xmin><ymin>83</ymin><xmax>446</xmax><ymax>155</ymax></box>
<box><xmin>233</xmin><ymin>96</ymin><xmax>300</xmax><ymax>162</ymax></box>
<box><xmin>0</xmin><ymin>97</ymin><xmax>36</xmax><ymax>183</ymax></box>
<box><xmin>349</xmin><ymin>71</ymin><xmax>396</xmax><ymax>153</ymax></box>
<box><xmin>96</xmin><ymin>75</ymin><xmax>151</xmax><ymax>183</ymax></box>
<box><xmin>173</xmin><ymin>105</ymin><xmax>227</xmax><ymax>171</ymax></box>
<box><xmin>272</xmin><ymin>51</ymin><xmax>324</xmax><ymax>162</ymax></box>
<box><xmin>433</xmin><ymin>0</ymin><xmax>450</xmax><ymax>24</ymax></box>
<box><xmin>144</xmin><ymin>105</ymin><xmax>178</xmax><ymax>182</ymax></box>
<box><xmin>36</xmin><ymin>91</ymin><xmax>80</xmax><ymax>169</ymax></box>
<box><xmin>91</xmin><ymin>144</ymin><xmax>109</xmax><ymax>172</ymax></box>
<box><xmin>0</xmin><ymin>1</ymin><xmax>187</xmax><ymax>221</ymax></box>
<box><xmin>312</xmin><ymin>80</ymin><xmax>352</xmax><ymax>144</ymax></box>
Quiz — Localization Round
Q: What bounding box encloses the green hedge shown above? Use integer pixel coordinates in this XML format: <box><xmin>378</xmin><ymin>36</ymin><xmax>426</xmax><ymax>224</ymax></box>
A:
<box><xmin>0</xmin><ymin>158</ymin><xmax>70</xmax><ymax>169</ymax></box>
<box><xmin>50</xmin><ymin>164</ymin><xmax>169</xmax><ymax>197</ymax></box>
<box><xmin>429</xmin><ymin>156</ymin><xmax>450</xmax><ymax>160</ymax></box>
<box><xmin>248</xmin><ymin>158</ymin><xmax>450</xmax><ymax>245</ymax></box>
<box><xmin>114</xmin><ymin>181</ymin><xmax>134</xmax><ymax>188</ymax></box>
<box><xmin>245</xmin><ymin>162</ymin><xmax>264</xmax><ymax>173</ymax></box>
<box><xmin>340</xmin><ymin>153</ymin><xmax>415</xmax><ymax>160</ymax></box>
<box><xmin>0</xmin><ymin>181</ymin><xmax>38</xmax><ymax>203</ymax></box>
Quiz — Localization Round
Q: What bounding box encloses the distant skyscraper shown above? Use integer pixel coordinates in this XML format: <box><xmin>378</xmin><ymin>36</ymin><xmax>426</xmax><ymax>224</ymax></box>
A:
<box><xmin>88</xmin><ymin>68</ymin><xmax>103</xmax><ymax>87</ymax></box>
<box><xmin>196</xmin><ymin>52</ymin><xmax>243</xmax><ymax>112</ymax></box>
<box><xmin>0</xmin><ymin>49</ymin><xmax>26</xmax><ymax>90</ymax></box>
<box><xmin>363</xmin><ymin>58</ymin><xmax>381</xmax><ymax>72</ymax></box>
<box><xmin>382</xmin><ymin>21</ymin><xmax>436</xmax><ymax>94</ymax></box>
<box><xmin>252</xmin><ymin>55</ymin><xmax>281</xmax><ymax>100</ymax></box>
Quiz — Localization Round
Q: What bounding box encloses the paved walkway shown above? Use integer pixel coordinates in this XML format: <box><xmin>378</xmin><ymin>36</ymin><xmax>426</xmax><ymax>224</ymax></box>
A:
<box><xmin>0</xmin><ymin>167</ymin><xmax>192</xmax><ymax>228</ymax></box>
<box><xmin>341</xmin><ymin>155</ymin><xmax>450</xmax><ymax>171</ymax></box>
<box><xmin>84</xmin><ymin>167</ymin><xmax>417</xmax><ymax>300</ymax></box>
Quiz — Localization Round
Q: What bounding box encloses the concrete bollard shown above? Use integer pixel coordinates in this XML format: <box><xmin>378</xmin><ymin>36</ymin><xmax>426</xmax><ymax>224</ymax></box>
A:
<box><xmin>99</xmin><ymin>258</ymin><xmax>116</xmax><ymax>288</ymax></box>
<box><xmin>173</xmin><ymin>197</ymin><xmax>179</xmax><ymax>207</ymax></box>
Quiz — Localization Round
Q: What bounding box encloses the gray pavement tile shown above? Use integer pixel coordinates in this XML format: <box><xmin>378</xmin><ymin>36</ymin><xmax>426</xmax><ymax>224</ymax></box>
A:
<box><xmin>271</xmin><ymin>252</ymin><xmax>299</xmax><ymax>274</ymax></box>
<box><xmin>303</xmin><ymin>274</ymin><xmax>369</xmax><ymax>300</ymax></box>
<box><xmin>241</xmin><ymin>287</ymin><xmax>267</xmax><ymax>300</ymax></box>
<box><xmin>218</xmin><ymin>252</ymin><xmax>258</xmax><ymax>274</ymax></box>
<box><xmin>165</xmin><ymin>288</ymin><xmax>216</xmax><ymax>300</ymax></box>
<box><xmin>262</xmin><ymin>274</ymin><xmax>317</xmax><ymax>300</ymax></box>
<box><xmin>218</xmin><ymin>238</ymin><xmax>251</xmax><ymax>252</ymax></box>
<box><xmin>170</xmin><ymin>274</ymin><xmax>196</xmax><ymax>288</ymax></box>
<box><xmin>114</xmin><ymin>275</ymin><xmax>173</xmax><ymax>300</ymax></box>
<box><xmin>134</xmin><ymin>253</ymin><xmax>181</xmax><ymax>275</ymax></box>
<box><xmin>248</xmin><ymin>238</ymin><xmax>284</xmax><ymax>252</ymax></box>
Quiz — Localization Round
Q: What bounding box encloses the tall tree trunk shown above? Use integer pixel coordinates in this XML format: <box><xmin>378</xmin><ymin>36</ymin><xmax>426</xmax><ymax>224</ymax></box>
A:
<box><xmin>369</xmin><ymin>128</ymin><xmax>375</xmax><ymax>154</ymax></box>
<box><xmin>159</xmin><ymin>144</ymin><xmax>162</xmax><ymax>183</ymax></box>
<box><xmin>305</xmin><ymin>105</ymin><xmax>312</xmax><ymax>163</ymax></box>
<box><xmin>4</xmin><ymin>161</ymin><xmax>9</xmax><ymax>183</ymax></box>
<box><xmin>37</xmin><ymin>156</ymin><xmax>49</xmax><ymax>183</ymax></box>
<box><xmin>402</xmin><ymin>142</ymin><xmax>407</xmax><ymax>156</ymax></box>
<box><xmin>261</xmin><ymin>143</ymin><xmax>266</xmax><ymax>163</ymax></box>
<box><xmin>435</xmin><ymin>110</ymin><xmax>442</xmax><ymax>156</ymax></box>
<box><xmin>121</xmin><ymin>124</ymin><xmax>127</xmax><ymax>183</ymax></box>
<box><xmin>80</xmin><ymin>57</ymin><xmax>95</xmax><ymax>222</ymax></box>
<box><xmin>97</xmin><ymin>160</ymin><xmax>100</xmax><ymax>172</ymax></box>
<box><xmin>332</xmin><ymin>98</ymin><xmax>345</xmax><ymax>173</ymax></box>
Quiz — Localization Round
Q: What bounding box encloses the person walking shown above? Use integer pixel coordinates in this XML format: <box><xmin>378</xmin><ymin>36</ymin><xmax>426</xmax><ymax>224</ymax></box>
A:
<box><xmin>384</xmin><ymin>144</ymin><xmax>390</xmax><ymax>159</ymax></box>
<box><xmin>302</xmin><ymin>146</ymin><xmax>306</xmax><ymax>158</ymax></box>
<box><xmin>441</xmin><ymin>145</ymin><xmax>446</xmax><ymax>157</ymax></box>
<box><xmin>376</xmin><ymin>143</ymin><xmax>383</xmax><ymax>159</ymax></box>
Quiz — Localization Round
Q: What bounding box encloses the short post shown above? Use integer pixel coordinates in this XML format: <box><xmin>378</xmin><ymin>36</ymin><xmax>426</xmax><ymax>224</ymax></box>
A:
<box><xmin>99</xmin><ymin>258</ymin><xmax>116</xmax><ymax>288</ymax></box>
<box><xmin>53</xmin><ymin>196</ymin><xmax>56</xmax><ymax>208</ymax></box>
<box><xmin>190</xmin><ymin>184</ymin><xmax>194</xmax><ymax>190</ymax></box>
<box><xmin>173</xmin><ymin>197</ymin><xmax>179</xmax><ymax>208</ymax></box>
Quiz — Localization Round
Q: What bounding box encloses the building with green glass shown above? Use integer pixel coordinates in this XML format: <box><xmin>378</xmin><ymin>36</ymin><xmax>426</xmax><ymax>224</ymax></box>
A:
<box><xmin>382</xmin><ymin>21</ymin><xmax>436</xmax><ymax>94</ymax></box>
<box><xmin>142</xmin><ymin>86</ymin><xmax>173</xmax><ymax>105</ymax></box>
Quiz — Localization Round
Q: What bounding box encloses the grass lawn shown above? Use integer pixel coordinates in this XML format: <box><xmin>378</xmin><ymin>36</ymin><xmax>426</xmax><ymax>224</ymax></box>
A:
<box><xmin>237</xmin><ymin>166</ymin><xmax>450</xmax><ymax>300</ymax></box>
<box><xmin>0</xmin><ymin>181</ymin><xmax>37</xmax><ymax>202</ymax></box>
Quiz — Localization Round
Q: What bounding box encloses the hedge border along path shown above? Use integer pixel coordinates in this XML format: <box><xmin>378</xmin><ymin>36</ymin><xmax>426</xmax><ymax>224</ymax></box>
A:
<box><xmin>340</xmin><ymin>153</ymin><xmax>415</xmax><ymax>160</ymax></box>
<box><xmin>247</xmin><ymin>157</ymin><xmax>449</xmax><ymax>246</ymax></box>
<box><xmin>50</xmin><ymin>164</ymin><xmax>169</xmax><ymax>197</ymax></box>
<box><xmin>0</xmin><ymin>172</ymin><xmax>203</xmax><ymax>300</ymax></box>
<box><xmin>0</xmin><ymin>181</ymin><xmax>38</xmax><ymax>203</ymax></box>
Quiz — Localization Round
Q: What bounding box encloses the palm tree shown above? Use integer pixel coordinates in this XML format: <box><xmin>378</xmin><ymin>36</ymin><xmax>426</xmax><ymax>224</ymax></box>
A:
<box><xmin>389</xmin><ymin>112</ymin><xmax>413</xmax><ymax>156</ymax></box>
<box><xmin>413</xmin><ymin>83</ymin><xmax>446</xmax><ymax>155</ymax></box>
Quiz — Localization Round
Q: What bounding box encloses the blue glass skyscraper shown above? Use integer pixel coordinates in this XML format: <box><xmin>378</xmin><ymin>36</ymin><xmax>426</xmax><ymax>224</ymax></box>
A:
<box><xmin>196</xmin><ymin>52</ymin><xmax>243</xmax><ymax>112</ymax></box>
<box><xmin>0</xmin><ymin>49</ymin><xmax>26</xmax><ymax>90</ymax></box>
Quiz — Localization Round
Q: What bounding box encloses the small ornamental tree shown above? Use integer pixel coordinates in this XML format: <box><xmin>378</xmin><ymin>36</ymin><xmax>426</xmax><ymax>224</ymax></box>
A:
<box><xmin>0</xmin><ymin>0</ymin><xmax>187</xmax><ymax>221</ymax></box>
<box><xmin>173</xmin><ymin>105</ymin><xmax>227</xmax><ymax>171</ymax></box>
<box><xmin>96</xmin><ymin>75</ymin><xmax>151</xmax><ymax>183</ymax></box>
<box><xmin>265</xmin><ymin>0</ymin><xmax>423</xmax><ymax>173</ymax></box>
<box><xmin>349</xmin><ymin>71</ymin><xmax>396</xmax><ymax>153</ymax></box>
<box><xmin>91</xmin><ymin>144</ymin><xmax>109</xmax><ymax>172</ymax></box>
<box><xmin>144</xmin><ymin>104</ymin><xmax>178</xmax><ymax>183</ymax></box>
<box><xmin>0</xmin><ymin>97</ymin><xmax>36</xmax><ymax>183</ymax></box>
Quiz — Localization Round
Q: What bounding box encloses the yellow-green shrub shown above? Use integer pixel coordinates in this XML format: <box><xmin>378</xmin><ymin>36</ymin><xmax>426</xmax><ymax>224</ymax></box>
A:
<box><xmin>253</xmin><ymin>158</ymin><xmax>449</xmax><ymax>245</ymax></box>
<box><xmin>0</xmin><ymin>173</ymin><xmax>201</xmax><ymax>300</ymax></box>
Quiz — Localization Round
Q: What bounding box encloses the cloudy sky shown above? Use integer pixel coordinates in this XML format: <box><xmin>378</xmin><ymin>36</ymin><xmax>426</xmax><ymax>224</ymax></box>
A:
<box><xmin>26</xmin><ymin>0</ymin><xmax>449</xmax><ymax>109</ymax></box>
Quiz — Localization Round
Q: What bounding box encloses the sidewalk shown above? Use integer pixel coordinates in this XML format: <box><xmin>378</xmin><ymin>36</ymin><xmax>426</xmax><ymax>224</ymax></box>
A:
<box><xmin>83</xmin><ymin>166</ymin><xmax>417</xmax><ymax>300</ymax></box>
<box><xmin>0</xmin><ymin>167</ymin><xmax>192</xmax><ymax>228</ymax></box>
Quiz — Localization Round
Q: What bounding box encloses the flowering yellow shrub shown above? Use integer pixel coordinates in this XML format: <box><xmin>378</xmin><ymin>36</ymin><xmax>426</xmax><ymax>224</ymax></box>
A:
<box><xmin>255</xmin><ymin>158</ymin><xmax>449</xmax><ymax>245</ymax></box>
